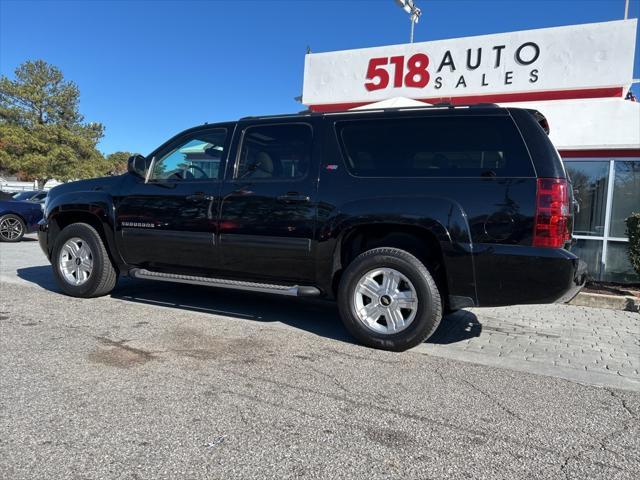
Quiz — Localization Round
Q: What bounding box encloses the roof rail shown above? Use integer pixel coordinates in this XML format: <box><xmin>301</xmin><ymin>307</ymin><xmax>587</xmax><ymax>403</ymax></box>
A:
<box><xmin>470</xmin><ymin>103</ymin><xmax>500</xmax><ymax>108</ymax></box>
<box><xmin>238</xmin><ymin>102</ymin><xmax>504</xmax><ymax>121</ymax></box>
<box><xmin>431</xmin><ymin>102</ymin><xmax>454</xmax><ymax>108</ymax></box>
<box><xmin>239</xmin><ymin>111</ymin><xmax>318</xmax><ymax>121</ymax></box>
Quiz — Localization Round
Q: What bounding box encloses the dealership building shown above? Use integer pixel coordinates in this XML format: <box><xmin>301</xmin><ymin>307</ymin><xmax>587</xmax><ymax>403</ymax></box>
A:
<box><xmin>302</xmin><ymin>19</ymin><xmax>640</xmax><ymax>283</ymax></box>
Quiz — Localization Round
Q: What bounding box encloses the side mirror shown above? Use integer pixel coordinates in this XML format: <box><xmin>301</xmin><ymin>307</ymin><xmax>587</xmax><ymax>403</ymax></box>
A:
<box><xmin>127</xmin><ymin>154</ymin><xmax>148</xmax><ymax>177</ymax></box>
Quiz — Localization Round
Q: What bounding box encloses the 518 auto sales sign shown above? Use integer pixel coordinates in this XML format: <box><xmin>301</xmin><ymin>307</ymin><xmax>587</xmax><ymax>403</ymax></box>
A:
<box><xmin>302</xmin><ymin>20</ymin><xmax>637</xmax><ymax>111</ymax></box>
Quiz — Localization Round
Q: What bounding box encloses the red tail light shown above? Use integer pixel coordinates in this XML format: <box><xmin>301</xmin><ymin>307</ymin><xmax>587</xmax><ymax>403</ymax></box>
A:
<box><xmin>533</xmin><ymin>178</ymin><xmax>571</xmax><ymax>248</ymax></box>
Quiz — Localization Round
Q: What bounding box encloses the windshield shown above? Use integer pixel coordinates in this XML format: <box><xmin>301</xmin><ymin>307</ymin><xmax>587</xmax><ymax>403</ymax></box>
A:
<box><xmin>12</xmin><ymin>191</ymin><xmax>36</xmax><ymax>201</ymax></box>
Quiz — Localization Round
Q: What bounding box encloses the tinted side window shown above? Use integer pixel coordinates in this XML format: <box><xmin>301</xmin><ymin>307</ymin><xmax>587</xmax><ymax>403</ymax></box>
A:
<box><xmin>337</xmin><ymin>116</ymin><xmax>533</xmax><ymax>177</ymax></box>
<box><xmin>149</xmin><ymin>129</ymin><xmax>227</xmax><ymax>182</ymax></box>
<box><xmin>235</xmin><ymin>124</ymin><xmax>312</xmax><ymax>180</ymax></box>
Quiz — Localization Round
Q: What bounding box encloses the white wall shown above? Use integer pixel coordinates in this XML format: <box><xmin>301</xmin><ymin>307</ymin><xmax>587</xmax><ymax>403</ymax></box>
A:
<box><xmin>498</xmin><ymin>98</ymin><xmax>640</xmax><ymax>151</ymax></box>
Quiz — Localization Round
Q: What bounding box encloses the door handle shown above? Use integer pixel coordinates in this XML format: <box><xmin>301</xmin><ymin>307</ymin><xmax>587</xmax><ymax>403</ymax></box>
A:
<box><xmin>186</xmin><ymin>192</ymin><xmax>214</xmax><ymax>202</ymax></box>
<box><xmin>277</xmin><ymin>192</ymin><xmax>310</xmax><ymax>203</ymax></box>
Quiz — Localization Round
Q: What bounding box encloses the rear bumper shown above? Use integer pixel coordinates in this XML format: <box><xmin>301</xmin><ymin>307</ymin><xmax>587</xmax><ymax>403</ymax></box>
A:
<box><xmin>474</xmin><ymin>244</ymin><xmax>587</xmax><ymax>307</ymax></box>
<box><xmin>25</xmin><ymin>221</ymin><xmax>40</xmax><ymax>234</ymax></box>
<box><xmin>24</xmin><ymin>209</ymin><xmax>44</xmax><ymax>234</ymax></box>
<box><xmin>554</xmin><ymin>257</ymin><xmax>587</xmax><ymax>304</ymax></box>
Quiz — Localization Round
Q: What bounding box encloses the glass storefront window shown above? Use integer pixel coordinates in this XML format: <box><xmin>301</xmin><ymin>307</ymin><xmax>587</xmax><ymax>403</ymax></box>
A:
<box><xmin>565</xmin><ymin>161</ymin><xmax>609</xmax><ymax>237</ymax></box>
<box><xmin>564</xmin><ymin>158</ymin><xmax>639</xmax><ymax>284</ymax></box>
<box><xmin>609</xmin><ymin>161</ymin><xmax>640</xmax><ymax>238</ymax></box>
<box><xmin>570</xmin><ymin>238</ymin><xmax>603</xmax><ymax>281</ymax></box>
<box><xmin>565</xmin><ymin>158</ymin><xmax>640</xmax><ymax>284</ymax></box>
<box><xmin>603</xmin><ymin>241</ymin><xmax>640</xmax><ymax>283</ymax></box>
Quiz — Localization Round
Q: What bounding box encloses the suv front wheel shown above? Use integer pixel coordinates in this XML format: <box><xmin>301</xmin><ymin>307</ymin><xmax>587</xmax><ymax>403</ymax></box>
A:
<box><xmin>52</xmin><ymin>223</ymin><xmax>118</xmax><ymax>298</ymax></box>
<box><xmin>338</xmin><ymin>247</ymin><xmax>442</xmax><ymax>351</ymax></box>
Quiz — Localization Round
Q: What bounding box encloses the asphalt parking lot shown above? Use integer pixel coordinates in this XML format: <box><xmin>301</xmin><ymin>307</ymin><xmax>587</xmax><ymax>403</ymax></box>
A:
<box><xmin>1</xmin><ymin>236</ymin><xmax>639</xmax><ymax>479</ymax></box>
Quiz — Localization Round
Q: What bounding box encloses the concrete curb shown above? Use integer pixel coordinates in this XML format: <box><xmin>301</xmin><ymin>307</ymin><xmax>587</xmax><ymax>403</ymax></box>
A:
<box><xmin>570</xmin><ymin>292</ymin><xmax>640</xmax><ymax>313</ymax></box>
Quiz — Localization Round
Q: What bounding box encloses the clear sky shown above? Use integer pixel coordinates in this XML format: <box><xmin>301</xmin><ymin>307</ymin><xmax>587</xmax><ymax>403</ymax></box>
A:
<box><xmin>1</xmin><ymin>0</ymin><xmax>639</xmax><ymax>155</ymax></box>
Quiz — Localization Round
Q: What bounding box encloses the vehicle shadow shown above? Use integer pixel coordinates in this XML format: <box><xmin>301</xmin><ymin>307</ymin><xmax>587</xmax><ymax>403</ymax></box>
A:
<box><xmin>428</xmin><ymin>309</ymin><xmax>482</xmax><ymax>345</ymax></box>
<box><xmin>112</xmin><ymin>277</ymin><xmax>354</xmax><ymax>342</ymax></box>
<box><xmin>17</xmin><ymin>265</ymin><xmax>481</xmax><ymax>346</ymax></box>
<box><xmin>15</xmin><ymin>265</ymin><xmax>61</xmax><ymax>292</ymax></box>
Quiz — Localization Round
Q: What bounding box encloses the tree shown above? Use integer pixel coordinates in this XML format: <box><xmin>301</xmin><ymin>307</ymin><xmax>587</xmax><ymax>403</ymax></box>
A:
<box><xmin>0</xmin><ymin>60</ymin><xmax>108</xmax><ymax>189</ymax></box>
<box><xmin>627</xmin><ymin>213</ymin><xmax>640</xmax><ymax>276</ymax></box>
<box><xmin>106</xmin><ymin>151</ymin><xmax>133</xmax><ymax>175</ymax></box>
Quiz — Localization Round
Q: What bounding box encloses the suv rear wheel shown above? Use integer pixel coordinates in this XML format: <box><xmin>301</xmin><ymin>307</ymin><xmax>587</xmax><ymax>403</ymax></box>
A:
<box><xmin>52</xmin><ymin>223</ymin><xmax>118</xmax><ymax>298</ymax></box>
<box><xmin>338</xmin><ymin>247</ymin><xmax>442</xmax><ymax>351</ymax></box>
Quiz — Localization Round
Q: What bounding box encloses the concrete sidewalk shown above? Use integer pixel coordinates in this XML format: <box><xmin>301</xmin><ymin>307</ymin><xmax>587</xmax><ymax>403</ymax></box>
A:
<box><xmin>418</xmin><ymin>306</ymin><xmax>639</xmax><ymax>392</ymax></box>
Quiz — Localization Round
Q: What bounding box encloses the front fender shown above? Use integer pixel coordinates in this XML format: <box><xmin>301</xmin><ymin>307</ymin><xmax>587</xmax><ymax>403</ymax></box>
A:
<box><xmin>44</xmin><ymin>191</ymin><xmax>121</xmax><ymax>263</ymax></box>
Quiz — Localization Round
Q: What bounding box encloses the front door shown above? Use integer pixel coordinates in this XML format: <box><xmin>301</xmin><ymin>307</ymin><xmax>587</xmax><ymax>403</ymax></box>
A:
<box><xmin>115</xmin><ymin>127</ymin><xmax>229</xmax><ymax>273</ymax></box>
<box><xmin>218</xmin><ymin>122</ymin><xmax>319</xmax><ymax>283</ymax></box>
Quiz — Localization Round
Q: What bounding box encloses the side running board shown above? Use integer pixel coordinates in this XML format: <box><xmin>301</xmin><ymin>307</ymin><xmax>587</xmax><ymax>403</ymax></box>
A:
<box><xmin>129</xmin><ymin>268</ymin><xmax>321</xmax><ymax>297</ymax></box>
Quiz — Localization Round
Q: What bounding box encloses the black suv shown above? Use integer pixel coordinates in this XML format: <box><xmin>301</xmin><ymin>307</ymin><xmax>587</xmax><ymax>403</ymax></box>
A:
<box><xmin>39</xmin><ymin>105</ymin><xmax>586</xmax><ymax>351</ymax></box>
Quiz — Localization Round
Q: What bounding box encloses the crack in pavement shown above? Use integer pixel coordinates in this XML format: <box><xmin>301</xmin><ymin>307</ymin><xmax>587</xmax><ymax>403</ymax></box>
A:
<box><xmin>559</xmin><ymin>388</ymin><xmax>639</xmax><ymax>479</ymax></box>
<box><xmin>285</xmin><ymin>359</ymin><xmax>350</xmax><ymax>395</ymax></box>
<box><xmin>459</xmin><ymin>378</ymin><xmax>526</xmax><ymax>422</ymax></box>
<box><xmin>93</xmin><ymin>336</ymin><xmax>158</xmax><ymax>360</ymax></box>
<box><xmin>605</xmin><ymin>388</ymin><xmax>638</xmax><ymax>419</ymax></box>
<box><xmin>215</xmin><ymin>364</ymin><xmax>567</xmax><ymax>459</ymax></box>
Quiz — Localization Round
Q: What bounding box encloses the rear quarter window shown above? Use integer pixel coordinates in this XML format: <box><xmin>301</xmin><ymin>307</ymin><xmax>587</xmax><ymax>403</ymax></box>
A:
<box><xmin>336</xmin><ymin>115</ymin><xmax>534</xmax><ymax>178</ymax></box>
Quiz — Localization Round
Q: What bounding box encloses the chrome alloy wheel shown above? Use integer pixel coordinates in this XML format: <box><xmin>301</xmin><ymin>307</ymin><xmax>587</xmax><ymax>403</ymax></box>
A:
<box><xmin>58</xmin><ymin>237</ymin><xmax>93</xmax><ymax>286</ymax></box>
<box><xmin>353</xmin><ymin>268</ymin><xmax>418</xmax><ymax>335</ymax></box>
<box><xmin>0</xmin><ymin>217</ymin><xmax>23</xmax><ymax>241</ymax></box>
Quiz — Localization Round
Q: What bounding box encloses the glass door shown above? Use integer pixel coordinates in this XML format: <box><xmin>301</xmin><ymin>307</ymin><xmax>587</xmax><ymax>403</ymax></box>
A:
<box><xmin>565</xmin><ymin>158</ymin><xmax>640</xmax><ymax>283</ymax></box>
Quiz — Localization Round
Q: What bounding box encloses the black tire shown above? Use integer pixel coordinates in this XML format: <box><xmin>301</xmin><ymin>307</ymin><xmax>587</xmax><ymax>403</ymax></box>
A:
<box><xmin>337</xmin><ymin>247</ymin><xmax>442</xmax><ymax>351</ymax></box>
<box><xmin>0</xmin><ymin>214</ymin><xmax>26</xmax><ymax>242</ymax></box>
<box><xmin>52</xmin><ymin>223</ymin><xmax>118</xmax><ymax>298</ymax></box>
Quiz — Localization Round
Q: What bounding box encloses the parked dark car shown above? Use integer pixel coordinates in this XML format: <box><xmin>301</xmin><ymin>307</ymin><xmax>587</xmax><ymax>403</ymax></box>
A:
<box><xmin>0</xmin><ymin>199</ymin><xmax>44</xmax><ymax>242</ymax></box>
<box><xmin>38</xmin><ymin>105</ymin><xmax>586</xmax><ymax>351</ymax></box>
<box><xmin>12</xmin><ymin>190</ymin><xmax>48</xmax><ymax>204</ymax></box>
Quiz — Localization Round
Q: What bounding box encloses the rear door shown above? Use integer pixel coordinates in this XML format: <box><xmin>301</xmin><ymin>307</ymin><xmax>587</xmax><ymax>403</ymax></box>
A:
<box><xmin>115</xmin><ymin>127</ymin><xmax>230</xmax><ymax>272</ymax></box>
<box><xmin>217</xmin><ymin>120</ymin><xmax>320</xmax><ymax>283</ymax></box>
